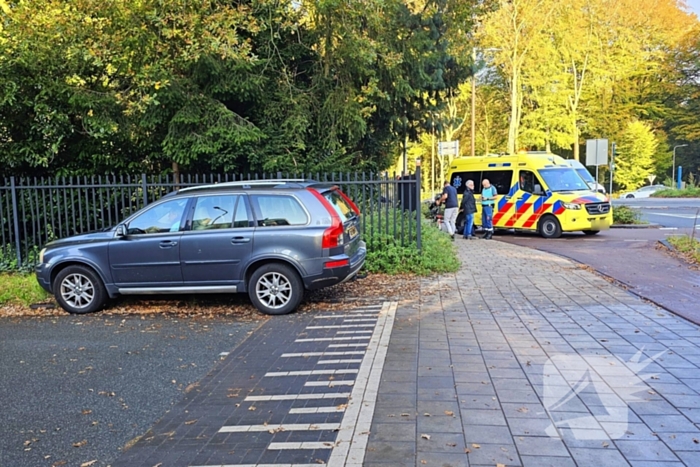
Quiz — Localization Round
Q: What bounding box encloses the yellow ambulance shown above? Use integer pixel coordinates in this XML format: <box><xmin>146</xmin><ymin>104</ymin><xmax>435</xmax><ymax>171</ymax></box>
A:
<box><xmin>447</xmin><ymin>152</ymin><xmax>612</xmax><ymax>238</ymax></box>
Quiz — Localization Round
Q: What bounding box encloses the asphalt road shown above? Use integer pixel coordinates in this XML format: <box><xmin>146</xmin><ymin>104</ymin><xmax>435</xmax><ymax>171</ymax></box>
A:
<box><xmin>0</xmin><ymin>314</ymin><xmax>262</xmax><ymax>467</ymax></box>
<box><xmin>614</xmin><ymin>197</ymin><xmax>700</xmax><ymax>229</ymax></box>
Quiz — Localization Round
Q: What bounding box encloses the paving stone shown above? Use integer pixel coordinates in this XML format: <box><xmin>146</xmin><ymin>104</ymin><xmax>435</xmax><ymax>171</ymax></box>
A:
<box><xmin>639</xmin><ymin>414</ymin><xmax>699</xmax><ymax>433</ymax></box>
<box><xmin>363</xmin><ymin>441</ymin><xmax>416</xmax><ymax>464</ymax></box>
<box><xmin>614</xmin><ymin>440</ymin><xmax>680</xmax><ymax>462</ymax></box>
<box><xmin>568</xmin><ymin>447</ymin><xmax>632</xmax><ymax>467</ymax></box>
<box><xmin>460</xmin><ymin>408</ymin><xmax>507</xmax><ymax>426</ymax></box>
<box><xmin>369</xmin><ymin>423</ymin><xmax>417</xmax><ymax>442</ymax></box>
<box><xmin>521</xmin><ymin>455</ymin><xmax>577</xmax><ymax>467</ymax></box>
<box><xmin>415</xmin><ymin>452</ymin><xmax>469</xmax><ymax>467</ymax></box>
<box><xmin>466</xmin><ymin>443</ymin><xmax>521</xmax><ymax>466</ymax></box>
<box><xmin>514</xmin><ymin>435</ymin><xmax>570</xmax><ymax>457</ymax></box>
<box><xmin>463</xmin><ymin>424</ymin><xmax>516</xmax><ymax>445</ymax></box>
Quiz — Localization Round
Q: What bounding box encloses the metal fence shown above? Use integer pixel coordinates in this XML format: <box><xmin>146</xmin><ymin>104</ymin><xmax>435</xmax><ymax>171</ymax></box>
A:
<box><xmin>0</xmin><ymin>170</ymin><xmax>422</xmax><ymax>269</ymax></box>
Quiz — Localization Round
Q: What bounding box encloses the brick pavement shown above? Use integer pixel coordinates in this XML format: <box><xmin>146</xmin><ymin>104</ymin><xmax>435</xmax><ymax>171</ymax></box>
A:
<box><xmin>366</xmin><ymin>239</ymin><xmax>700</xmax><ymax>467</ymax></box>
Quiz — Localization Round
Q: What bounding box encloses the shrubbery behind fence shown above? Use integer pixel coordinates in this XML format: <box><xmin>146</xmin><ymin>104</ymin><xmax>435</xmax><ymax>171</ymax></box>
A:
<box><xmin>0</xmin><ymin>171</ymin><xmax>422</xmax><ymax>270</ymax></box>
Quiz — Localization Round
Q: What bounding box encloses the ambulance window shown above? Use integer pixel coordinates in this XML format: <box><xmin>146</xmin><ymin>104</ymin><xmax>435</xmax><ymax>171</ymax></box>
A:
<box><xmin>482</xmin><ymin>170</ymin><xmax>512</xmax><ymax>195</ymax></box>
<box><xmin>519</xmin><ymin>170</ymin><xmax>544</xmax><ymax>194</ymax></box>
<box><xmin>450</xmin><ymin>171</ymin><xmax>481</xmax><ymax>195</ymax></box>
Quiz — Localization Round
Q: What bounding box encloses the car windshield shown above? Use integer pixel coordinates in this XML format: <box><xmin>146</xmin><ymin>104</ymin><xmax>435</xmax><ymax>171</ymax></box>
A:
<box><xmin>538</xmin><ymin>168</ymin><xmax>590</xmax><ymax>192</ymax></box>
<box><xmin>575</xmin><ymin>168</ymin><xmax>595</xmax><ymax>184</ymax></box>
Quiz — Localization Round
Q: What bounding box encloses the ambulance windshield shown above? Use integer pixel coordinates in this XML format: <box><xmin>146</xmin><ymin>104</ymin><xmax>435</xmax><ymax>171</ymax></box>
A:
<box><xmin>538</xmin><ymin>168</ymin><xmax>590</xmax><ymax>192</ymax></box>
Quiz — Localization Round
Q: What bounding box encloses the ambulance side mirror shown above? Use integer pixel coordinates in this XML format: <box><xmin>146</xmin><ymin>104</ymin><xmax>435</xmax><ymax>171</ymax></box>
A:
<box><xmin>534</xmin><ymin>184</ymin><xmax>543</xmax><ymax>195</ymax></box>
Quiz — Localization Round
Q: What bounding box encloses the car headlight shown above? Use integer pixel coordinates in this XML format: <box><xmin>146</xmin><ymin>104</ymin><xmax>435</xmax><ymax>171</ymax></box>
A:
<box><xmin>563</xmin><ymin>203</ymin><xmax>582</xmax><ymax>210</ymax></box>
<box><xmin>39</xmin><ymin>248</ymin><xmax>46</xmax><ymax>264</ymax></box>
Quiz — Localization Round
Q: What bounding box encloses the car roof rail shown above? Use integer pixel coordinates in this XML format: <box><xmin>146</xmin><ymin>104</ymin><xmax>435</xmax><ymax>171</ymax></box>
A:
<box><xmin>177</xmin><ymin>179</ymin><xmax>316</xmax><ymax>193</ymax></box>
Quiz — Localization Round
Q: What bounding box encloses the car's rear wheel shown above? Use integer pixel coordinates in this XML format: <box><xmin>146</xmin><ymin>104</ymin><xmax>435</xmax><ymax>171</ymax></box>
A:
<box><xmin>53</xmin><ymin>265</ymin><xmax>107</xmax><ymax>314</ymax></box>
<box><xmin>248</xmin><ymin>263</ymin><xmax>303</xmax><ymax>315</ymax></box>
<box><xmin>539</xmin><ymin>215</ymin><xmax>562</xmax><ymax>239</ymax></box>
<box><xmin>583</xmin><ymin>230</ymin><xmax>600</xmax><ymax>235</ymax></box>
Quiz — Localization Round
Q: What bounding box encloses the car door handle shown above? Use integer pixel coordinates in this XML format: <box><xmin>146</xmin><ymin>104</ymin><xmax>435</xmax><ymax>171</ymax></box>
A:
<box><xmin>159</xmin><ymin>240</ymin><xmax>178</xmax><ymax>248</ymax></box>
<box><xmin>231</xmin><ymin>237</ymin><xmax>251</xmax><ymax>244</ymax></box>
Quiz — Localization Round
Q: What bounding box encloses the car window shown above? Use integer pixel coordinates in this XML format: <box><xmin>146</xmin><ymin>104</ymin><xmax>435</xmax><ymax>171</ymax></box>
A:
<box><xmin>538</xmin><ymin>168</ymin><xmax>589</xmax><ymax>192</ymax></box>
<box><xmin>127</xmin><ymin>198</ymin><xmax>188</xmax><ymax>235</ymax></box>
<box><xmin>233</xmin><ymin>197</ymin><xmax>251</xmax><ymax>228</ymax></box>
<box><xmin>481</xmin><ymin>170</ymin><xmax>512</xmax><ymax>195</ymax></box>
<box><xmin>324</xmin><ymin>190</ymin><xmax>355</xmax><ymax>221</ymax></box>
<box><xmin>251</xmin><ymin>195</ymin><xmax>308</xmax><ymax>227</ymax></box>
<box><xmin>192</xmin><ymin>195</ymin><xmax>237</xmax><ymax>230</ymax></box>
<box><xmin>519</xmin><ymin>170</ymin><xmax>544</xmax><ymax>195</ymax></box>
<box><xmin>450</xmin><ymin>171</ymin><xmax>481</xmax><ymax>195</ymax></box>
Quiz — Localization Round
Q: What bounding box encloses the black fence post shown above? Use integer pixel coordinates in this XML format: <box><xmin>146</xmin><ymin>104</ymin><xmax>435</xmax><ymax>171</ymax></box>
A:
<box><xmin>141</xmin><ymin>174</ymin><xmax>148</xmax><ymax>207</ymax></box>
<box><xmin>415</xmin><ymin>161</ymin><xmax>422</xmax><ymax>252</ymax></box>
<box><xmin>10</xmin><ymin>176</ymin><xmax>21</xmax><ymax>265</ymax></box>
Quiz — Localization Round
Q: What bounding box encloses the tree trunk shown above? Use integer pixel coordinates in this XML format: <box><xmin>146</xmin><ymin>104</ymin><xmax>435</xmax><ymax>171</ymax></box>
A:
<box><xmin>172</xmin><ymin>161</ymin><xmax>180</xmax><ymax>189</ymax></box>
<box><xmin>572</xmin><ymin>117</ymin><xmax>579</xmax><ymax>161</ymax></box>
<box><xmin>508</xmin><ymin>69</ymin><xmax>518</xmax><ymax>154</ymax></box>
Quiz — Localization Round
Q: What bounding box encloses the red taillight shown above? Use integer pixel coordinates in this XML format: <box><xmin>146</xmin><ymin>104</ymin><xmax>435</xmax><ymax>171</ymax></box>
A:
<box><xmin>325</xmin><ymin>259</ymin><xmax>349</xmax><ymax>268</ymax></box>
<box><xmin>308</xmin><ymin>188</ymin><xmax>344</xmax><ymax>249</ymax></box>
<box><xmin>336</xmin><ymin>189</ymin><xmax>361</xmax><ymax>216</ymax></box>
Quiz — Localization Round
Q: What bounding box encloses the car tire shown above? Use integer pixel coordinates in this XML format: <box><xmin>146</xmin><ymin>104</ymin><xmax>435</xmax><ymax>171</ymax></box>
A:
<box><xmin>53</xmin><ymin>265</ymin><xmax>107</xmax><ymax>314</ymax></box>
<box><xmin>248</xmin><ymin>263</ymin><xmax>303</xmax><ymax>315</ymax></box>
<box><xmin>539</xmin><ymin>215</ymin><xmax>562</xmax><ymax>239</ymax></box>
<box><xmin>626</xmin><ymin>194</ymin><xmax>635</xmax><ymax>199</ymax></box>
<box><xmin>583</xmin><ymin>230</ymin><xmax>600</xmax><ymax>236</ymax></box>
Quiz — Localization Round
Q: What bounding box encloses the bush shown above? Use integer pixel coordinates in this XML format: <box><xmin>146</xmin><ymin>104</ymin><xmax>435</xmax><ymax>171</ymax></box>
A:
<box><xmin>613</xmin><ymin>205</ymin><xmax>642</xmax><ymax>224</ymax></box>
<box><xmin>363</xmin><ymin>211</ymin><xmax>460</xmax><ymax>275</ymax></box>
<box><xmin>668</xmin><ymin>235</ymin><xmax>700</xmax><ymax>265</ymax></box>
<box><xmin>0</xmin><ymin>273</ymin><xmax>50</xmax><ymax>306</ymax></box>
<box><xmin>652</xmin><ymin>187</ymin><xmax>700</xmax><ymax>198</ymax></box>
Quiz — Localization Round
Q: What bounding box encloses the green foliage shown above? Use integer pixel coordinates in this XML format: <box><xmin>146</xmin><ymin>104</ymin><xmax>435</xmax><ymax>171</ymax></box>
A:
<box><xmin>614</xmin><ymin>121</ymin><xmax>659</xmax><ymax>190</ymax></box>
<box><xmin>652</xmin><ymin>187</ymin><xmax>700</xmax><ymax>198</ymax></box>
<box><xmin>0</xmin><ymin>0</ymin><xmax>469</xmax><ymax>177</ymax></box>
<box><xmin>0</xmin><ymin>273</ymin><xmax>50</xmax><ymax>306</ymax></box>
<box><xmin>363</xmin><ymin>214</ymin><xmax>460</xmax><ymax>275</ymax></box>
<box><xmin>612</xmin><ymin>205</ymin><xmax>642</xmax><ymax>224</ymax></box>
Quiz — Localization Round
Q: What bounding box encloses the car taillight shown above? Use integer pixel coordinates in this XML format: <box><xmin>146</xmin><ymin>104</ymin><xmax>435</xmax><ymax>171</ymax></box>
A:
<box><xmin>309</xmin><ymin>188</ymin><xmax>345</xmax><ymax>249</ymax></box>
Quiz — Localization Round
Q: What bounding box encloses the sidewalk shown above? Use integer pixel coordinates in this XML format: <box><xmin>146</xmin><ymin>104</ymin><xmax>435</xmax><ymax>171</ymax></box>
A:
<box><xmin>366</xmin><ymin>240</ymin><xmax>700</xmax><ymax>467</ymax></box>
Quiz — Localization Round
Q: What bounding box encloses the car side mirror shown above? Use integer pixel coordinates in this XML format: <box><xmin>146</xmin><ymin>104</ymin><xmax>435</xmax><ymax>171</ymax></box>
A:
<box><xmin>115</xmin><ymin>224</ymin><xmax>127</xmax><ymax>238</ymax></box>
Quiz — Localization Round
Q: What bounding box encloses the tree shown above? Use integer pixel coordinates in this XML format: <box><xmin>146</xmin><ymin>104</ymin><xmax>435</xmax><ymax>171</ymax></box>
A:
<box><xmin>614</xmin><ymin>120</ymin><xmax>659</xmax><ymax>189</ymax></box>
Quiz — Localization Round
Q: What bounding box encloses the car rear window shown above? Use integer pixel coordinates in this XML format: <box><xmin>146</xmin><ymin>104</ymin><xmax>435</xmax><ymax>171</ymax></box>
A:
<box><xmin>251</xmin><ymin>195</ymin><xmax>308</xmax><ymax>227</ymax></box>
<box><xmin>324</xmin><ymin>190</ymin><xmax>356</xmax><ymax>221</ymax></box>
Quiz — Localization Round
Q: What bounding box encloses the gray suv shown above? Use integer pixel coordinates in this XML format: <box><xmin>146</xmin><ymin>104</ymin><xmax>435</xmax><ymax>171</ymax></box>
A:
<box><xmin>35</xmin><ymin>180</ymin><xmax>366</xmax><ymax>315</ymax></box>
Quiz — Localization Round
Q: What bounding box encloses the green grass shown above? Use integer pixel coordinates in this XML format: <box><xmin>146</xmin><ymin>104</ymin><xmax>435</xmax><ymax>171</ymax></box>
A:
<box><xmin>668</xmin><ymin>235</ymin><xmax>700</xmax><ymax>265</ymax></box>
<box><xmin>651</xmin><ymin>187</ymin><xmax>700</xmax><ymax>198</ymax></box>
<box><xmin>0</xmin><ymin>273</ymin><xmax>51</xmax><ymax>306</ymax></box>
<box><xmin>363</xmin><ymin>215</ymin><xmax>460</xmax><ymax>275</ymax></box>
<box><xmin>613</xmin><ymin>205</ymin><xmax>644</xmax><ymax>225</ymax></box>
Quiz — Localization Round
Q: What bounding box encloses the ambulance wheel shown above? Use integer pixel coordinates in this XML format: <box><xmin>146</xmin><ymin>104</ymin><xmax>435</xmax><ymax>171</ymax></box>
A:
<box><xmin>583</xmin><ymin>230</ymin><xmax>600</xmax><ymax>236</ymax></box>
<box><xmin>539</xmin><ymin>215</ymin><xmax>562</xmax><ymax>239</ymax></box>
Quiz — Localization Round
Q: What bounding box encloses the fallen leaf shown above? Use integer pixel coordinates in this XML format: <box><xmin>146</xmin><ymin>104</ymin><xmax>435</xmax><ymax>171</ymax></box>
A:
<box><xmin>421</xmin><ymin>434</ymin><xmax>431</xmax><ymax>440</ymax></box>
<box><xmin>471</xmin><ymin>443</ymin><xmax>481</xmax><ymax>449</ymax></box>
<box><xmin>80</xmin><ymin>461</ymin><xmax>96</xmax><ymax>467</ymax></box>
<box><xmin>81</xmin><ymin>409</ymin><xmax>92</xmax><ymax>415</ymax></box>
<box><xmin>248</xmin><ymin>406</ymin><xmax>257</xmax><ymax>411</ymax></box>
<box><xmin>464</xmin><ymin>448</ymin><xmax>471</xmax><ymax>454</ymax></box>
<box><xmin>73</xmin><ymin>439</ymin><xmax>87</xmax><ymax>448</ymax></box>
<box><xmin>184</xmin><ymin>419</ymin><xmax>197</xmax><ymax>425</ymax></box>
<box><xmin>602</xmin><ymin>442</ymin><xmax>609</xmax><ymax>448</ymax></box>
<box><xmin>423</xmin><ymin>413</ymin><xmax>431</xmax><ymax>417</ymax></box>
<box><xmin>444</xmin><ymin>410</ymin><xmax>454</xmax><ymax>416</ymax></box>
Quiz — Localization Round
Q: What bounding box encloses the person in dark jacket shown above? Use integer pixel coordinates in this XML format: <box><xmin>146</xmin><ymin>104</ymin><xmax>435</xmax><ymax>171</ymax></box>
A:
<box><xmin>461</xmin><ymin>180</ymin><xmax>477</xmax><ymax>239</ymax></box>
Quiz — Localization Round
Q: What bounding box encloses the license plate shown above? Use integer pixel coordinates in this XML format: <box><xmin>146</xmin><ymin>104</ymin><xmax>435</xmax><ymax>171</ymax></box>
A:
<box><xmin>347</xmin><ymin>225</ymin><xmax>359</xmax><ymax>239</ymax></box>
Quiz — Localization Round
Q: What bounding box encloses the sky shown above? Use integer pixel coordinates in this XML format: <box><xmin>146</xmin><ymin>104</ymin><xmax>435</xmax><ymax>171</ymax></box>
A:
<box><xmin>688</xmin><ymin>0</ymin><xmax>700</xmax><ymax>16</ymax></box>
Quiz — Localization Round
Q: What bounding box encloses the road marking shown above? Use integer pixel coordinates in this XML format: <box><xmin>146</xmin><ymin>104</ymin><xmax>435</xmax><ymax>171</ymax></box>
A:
<box><xmin>342</xmin><ymin>318</ymin><xmax>378</xmax><ymax>323</ymax></box>
<box><xmin>280</xmin><ymin>351</ymin><xmax>365</xmax><ymax>357</ymax></box>
<box><xmin>336</xmin><ymin>330</ymin><xmax>373</xmax><ymax>334</ymax></box>
<box><xmin>314</xmin><ymin>314</ymin><xmax>378</xmax><ymax>319</ymax></box>
<box><xmin>295</xmin><ymin>336</ymin><xmax>371</xmax><ymax>343</ymax></box>
<box><xmin>306</xmin><ymin>324</ymin><xmax>375</xmax><ymax>329</ymax></box>
<box><xmin>191</xmin><ymin>464</ymin><xmax>321</xmax><ymax>467</ymax></box>
<box><xmin>265</xmin><ymin>369</ymin><xmax>359</xmax><ymax>377</ymax></box>
<box><xmin>269</xmin><ymin>442</ymin><xmax>334</xmax><ymax>450</ymax></box>
<box><xmin>328</xmin><ymin>302</ymin><xmax>398</xmax><ymax>466</ymax></box>
<box><xmin>660</xmin><ymin>227</ymin><xmax>678</xmax><ymax>230</ymax></box>
<box><xmin>328</xmin><ymin>343</ymin><xmax>368</xmax><ymax>348</ymax></box>
<box><xmin>305</xmin><ymin>380</ymin><xmax>355</xmax><ymax>387</ymax></box>
<box><xmin>647</xmin><ymin>212</ymin><xmax>699</xmax><ymax>219</ymax></box>
<box><xmin>219</xmin><ymin>423</ymin><xmax>340</xmax><ymax>433</ymax></box>
<box><xmin>289</xmin><ymin>406</ymin><xmax>346</xmax><ymax>414</ymax></box>
<box><xmin>244</xmin><ymin>393</ymin><xmax>351</xmax><ymax>402</ymax></box>
<box><xmin>317</xmin><ymin>359</ymin><xmax>363</xmax><ymax>364</ymax></box>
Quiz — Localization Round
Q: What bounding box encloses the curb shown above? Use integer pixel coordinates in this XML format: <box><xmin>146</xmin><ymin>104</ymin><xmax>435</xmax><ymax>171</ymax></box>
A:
<box><xmin>658</xmin><ymin>239</ymin><xmax>674</xmax><ymax>251</ymax></box>
<box><xmin>611</xmin><ymin>223</ymin><xmax>660</xmax><ymax>229</ymax></box>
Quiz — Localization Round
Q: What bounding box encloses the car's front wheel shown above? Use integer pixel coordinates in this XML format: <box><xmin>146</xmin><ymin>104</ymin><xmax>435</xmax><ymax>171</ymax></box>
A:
<box><xmin>626</xmin><ymin>194</ymin><xmax>635</xmax><ymax>199</ymax></box>
<box><xmin>539</xmin><ymin>215</ymin><xmax>562</xmax><ymax>239</ymax></box>
<box><xmin>248</xmin><ymin>263</ymin><xmax>303</xmax><ymax>315</ymax></box>
<box><xmin>53</xmin><ymin>265</ymin><xmax>107</xmax><ymax>314</ymax></box>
